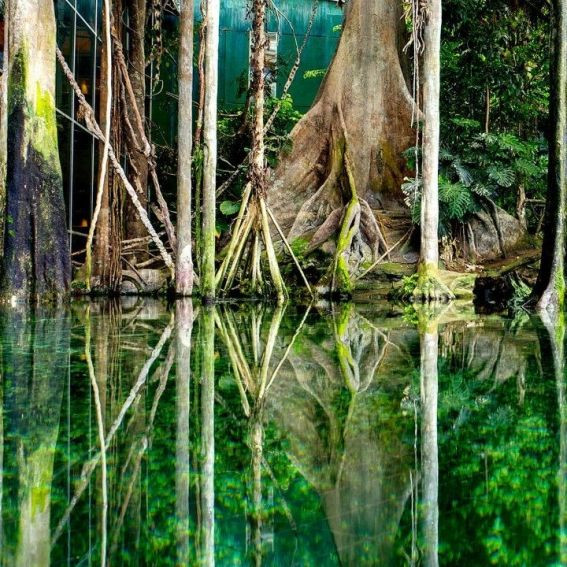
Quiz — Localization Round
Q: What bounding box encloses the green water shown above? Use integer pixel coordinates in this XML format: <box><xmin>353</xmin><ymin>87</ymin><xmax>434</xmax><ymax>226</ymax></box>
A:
<box><xmin>0</xmin><ymin>299</ymin><xmax>564</xmax><ymax>566</ymax></box>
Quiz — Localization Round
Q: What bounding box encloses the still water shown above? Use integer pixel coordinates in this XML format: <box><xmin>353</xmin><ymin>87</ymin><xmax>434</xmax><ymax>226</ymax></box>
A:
<box><xmin>0</xmin><ymin>299</ymin><xmax>564</xmax><ymax>566</ymax></box>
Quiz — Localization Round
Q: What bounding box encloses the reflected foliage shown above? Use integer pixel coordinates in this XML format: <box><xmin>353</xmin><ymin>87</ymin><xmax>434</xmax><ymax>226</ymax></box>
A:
<box><xmin>0</xmin><ymin>300</ymin><xmax>564</xmax><ymax>566</ymax></box>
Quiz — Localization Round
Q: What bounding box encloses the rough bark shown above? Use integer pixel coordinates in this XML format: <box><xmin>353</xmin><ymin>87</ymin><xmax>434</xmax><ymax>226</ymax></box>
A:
<box><xmin>176</xmin><ymin>0</ymin><xmax>195</xmax><ymax>296</ymax></box>
<box><xmin>201</xmin><ymin>0</ymin><xmax>220</xmax><ymax>301</ymax></box>
<box><xmin>267</xmin><ymin>0</ymin><xmax>415</xmax><ymax>287</ymax></box>
<box><xmin>533</xmin><ymin>0</ymin><xmax>567</xmax><ymax>315</ymax></box>
<box><xmin>2</xmin><ymin>0</ymin><xmax>70</xmax><ymax>301</ymax></box>
<box><xmin>123</xmin><ymin>0</ymin><xmax>149</xmax><ymax>247</ymax></box>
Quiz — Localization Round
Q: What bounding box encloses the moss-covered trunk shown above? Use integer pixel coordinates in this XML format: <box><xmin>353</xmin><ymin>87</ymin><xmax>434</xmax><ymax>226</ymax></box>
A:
<box><xmin>2</xmin><ymin>0</ymin><xmax>70</xmax><ymax>301</ymax></box>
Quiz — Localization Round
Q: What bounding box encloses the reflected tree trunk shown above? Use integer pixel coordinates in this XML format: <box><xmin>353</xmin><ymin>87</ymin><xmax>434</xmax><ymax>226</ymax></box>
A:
<box><xmin>175</xmin><ymin>300</ymin><xmax>194</xmax><ymax>563</ymax></box>
<box><xmin>539</xmin><ymin>312</ymin><xmax>567</xmax><ymax>564</ymax></box>
<box><xmin>200</xmin><ymin>307</ymin><xmax>215</xmax><ymax>566</ymax></box>
<box><xmin>420</xmin><ymin>320</ymin><xmax>439</xmax><ymax>567</ymax></box>
<box><xmin>1</xmin><ymin>308</ymin><xmax>69</xmax><ymax>566</ymax></box>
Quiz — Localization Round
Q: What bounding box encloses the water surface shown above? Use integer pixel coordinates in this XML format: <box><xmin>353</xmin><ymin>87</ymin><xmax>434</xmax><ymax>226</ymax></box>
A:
<box><xmin>0</xmin><ymin>299</ymin><xmax>563</xmax><ymax>566</ymax></box>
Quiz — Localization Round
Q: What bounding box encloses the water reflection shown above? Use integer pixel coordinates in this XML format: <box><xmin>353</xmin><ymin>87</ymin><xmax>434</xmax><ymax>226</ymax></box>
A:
<box><xmin>0</xmin><ymin>299</ymin><xmax>564</xmax><ymax>565</ymax></box>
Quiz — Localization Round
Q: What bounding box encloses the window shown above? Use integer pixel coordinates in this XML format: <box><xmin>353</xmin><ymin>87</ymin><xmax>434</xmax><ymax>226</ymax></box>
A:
<box><xmin>55</xmin><ymin>0</ymin><xmax>102</xmax><ymax>253</ymax></box>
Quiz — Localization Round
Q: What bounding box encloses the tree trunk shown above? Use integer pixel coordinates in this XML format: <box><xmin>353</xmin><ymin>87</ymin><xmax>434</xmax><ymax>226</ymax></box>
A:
<box><xmin>201</xmin><ymin>0</ymin><xmax>220</xmax><ymax>301</ymax></box>
<box><xmin>267</xmin><ymin>0</ymin><xmax>415</xmax><ymax>288</ymax></box>
<box><xmin>123</xmin><ymin>0</ymin><xmax>149</xmax><ymax>248</ymax></box>
<box><xmin>176</xmin><ymin>0</ymin><xmax>195</xmax><ymax>296</ymax></box>
<box><xmin>93</xmin><ymin>0</ymin><xmax>123</xmax><ymax>291</ymax></box>
<box><xmin>413</xmin><ymin>0</ymin><xmax>454</xmax><ymax>300</ymax></box>
<box><xmin>2</xmin><ymin>0</ymin><xmax>70</xmax><ymax>300</ymax></box>
<box><xmin>533</xmin><ymin>0</ymin><xmax>567</xmax><ymax>315</ymax></box>
<box><xmin>420</xmin><ymin>0</ymin><xmax>441</xmax><ymax>273</ymax></box>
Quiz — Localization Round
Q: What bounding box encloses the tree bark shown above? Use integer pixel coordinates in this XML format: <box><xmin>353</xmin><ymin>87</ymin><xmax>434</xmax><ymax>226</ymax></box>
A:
<box><xmin>176</xmin><ymin>0</ymin><xmax>195</xmax><ymax>296</ymax></box>
<box><xmin>123</xmin><ymin>0</ymin><xmax>149</xmax><ymax>248</ymax></box>
<box><xmin>2</xmin><ymin>0</ymin><xmax>70</xmax><ymax>301</ymax></box>
<box><xmin>93</xmin><ymin>0</ymin><xmax>123</xmax><ymax>291</ymax></box>
<box><xmin>267</xmin><ymin>0</ymin><xmax>415</xmax><ymax>266</ymax></box>
<box><xmin>533</xmin><ymin>0</ymin><xmax>567</xmax><ymax>315</ymax></box>
<box><xmin>420</xmin><ymin>0</ymin><xmax>442</xmax><ymax>272</ymax></box>
<box><xmin>201</xmin><ymin>0</ymin><xmax>220</xmax><ymax>301</ymax></box>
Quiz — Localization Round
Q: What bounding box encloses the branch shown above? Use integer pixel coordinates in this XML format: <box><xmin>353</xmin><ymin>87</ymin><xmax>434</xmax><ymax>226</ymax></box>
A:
<box><xmin>56</xmin><ymin>46</ymin><xmax>175</xmax><ymax>277</ymax></box>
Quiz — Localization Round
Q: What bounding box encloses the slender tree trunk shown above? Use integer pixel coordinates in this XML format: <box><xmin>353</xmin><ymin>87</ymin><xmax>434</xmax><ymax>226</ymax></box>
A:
<box><xmin>123</xmin><ymin>0</ymin><xmax>149</xmax><ymax>249</ymax></box>
<box><xmin>0</xmin><ymin>16</ymin><xmax>8</xmax><ymax>255</ymax></box>
<box><xmin>533</xmin><ymin>0</ymin><xmax>567</xmax><ymax>315</ymax></box>
<box><xmin>250</xmin><ymin>0</ymin><xmax>266</xmax><ymax>195</ymax></box>
<box><xmin>93</xmin><ymin>1</ymin><xmax>122</xmax><ymax>291</ymax></box>
<box><xmin>2</xmin><ymin>0</ymin><xmax>70</xmax><ymax>300</ymax></box>
<box><xmin>201</xmin><ymin>0</ymin><xmax>220</xmax><ymax>301</ymax></box>
<box><xmin>420</xmin><ymin>0</ymin><xmax>442</xmax><ymax>273</ymax></box>
<box><xmin>413</xmin><ymin>0</ymin><xmax>453</xmax><ymax>300</ymax></box>
<box><xmin>176</xmin><ymin>0</ymin><xmax>195</xmax><ymax>296</ymax></box>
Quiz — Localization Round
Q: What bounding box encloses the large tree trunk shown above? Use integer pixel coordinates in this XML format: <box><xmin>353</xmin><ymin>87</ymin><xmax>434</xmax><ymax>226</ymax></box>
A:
<box><xmin>201</xmin><ymin>0</ymin><xmax>220</xmax><ymax>301</ymax></box>
<box><xmin>176</xmin><ymin>0</ymin><xmax>195</xmax><ymax>296</ymax></box>
<box><xmin>2</xmin><ymin>0</ymin><xmax>70</xmax><ymax>300</ymax></box>
<box><xmin>268</xmin><ymin>0</ymin><xmax>415</xmax><ymax>287</ymax></box>
<box><xmin>533</xmin><ymin>0</ymin><xmax>567</xmax><ymax>315</ymax></box>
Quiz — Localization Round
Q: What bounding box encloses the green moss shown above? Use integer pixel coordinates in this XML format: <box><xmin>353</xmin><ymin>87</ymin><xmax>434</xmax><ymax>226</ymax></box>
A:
<box><xmin>290</xmin><ymin>237</ymin><xmax>310</xmax><ymax>259</ymax></box>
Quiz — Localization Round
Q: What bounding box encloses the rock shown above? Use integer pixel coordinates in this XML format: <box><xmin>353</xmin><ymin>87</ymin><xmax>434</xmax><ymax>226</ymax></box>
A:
<box><xmin>468</xmin><ymin>206</ymin><xmax>525</xmax><ymax>261</ymax></box>
<box><xmin>121</xmin><ymin>269</ymin><xmax>169</xmax><ymax>294</ymax></box>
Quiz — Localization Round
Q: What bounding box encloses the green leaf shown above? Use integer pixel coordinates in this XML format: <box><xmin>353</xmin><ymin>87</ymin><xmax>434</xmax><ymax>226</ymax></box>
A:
<box><xmin>220</xmin><ymin>200</ymin><xmax>241</xmax><ymax>216</ymax></box>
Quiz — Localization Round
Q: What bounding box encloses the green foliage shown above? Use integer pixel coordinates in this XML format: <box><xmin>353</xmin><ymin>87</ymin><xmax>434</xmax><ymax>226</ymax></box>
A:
<box><xmin>215</xmin><ymin>94</ymin><xmax>303</xmax><ymax>228</ymax></box>
<box><xmin>403</xmin><ymin>122</ymin><xmax>548</xmax><ymax>233</ymax></box>
<box><xmin>219</xmin><ymin>200</ymin><xmax>240</xmax><ymax>216</ymax></box>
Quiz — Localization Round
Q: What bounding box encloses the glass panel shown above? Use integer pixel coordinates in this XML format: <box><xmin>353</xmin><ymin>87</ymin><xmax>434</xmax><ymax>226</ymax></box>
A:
<box><xmin>56</xmin><ymin>115</ymin><xmax>72</xmax><ymax>216</ymax></box>
<box><xmin>55</xmin><ymin>0</ymin><xmax>75</xmax><ymax>116</ymax></box>
<box><xmin>74</xmin><ymin>18</ymin><xmax>96</xmax><ymax>111</ymax></box>
<box><xmin>71</xmin><ymin>125</ymin><xmax>94</xmax><ymax>240</ymax></box>
<box><xmin>76</xmin><ymin>0</ymin><xmax>96</xmax><ymax>30</ymax></box>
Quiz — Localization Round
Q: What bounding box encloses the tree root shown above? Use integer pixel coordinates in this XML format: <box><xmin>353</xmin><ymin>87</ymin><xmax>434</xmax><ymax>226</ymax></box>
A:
<box><xmin>217</xmin><ymin>191</ymin><xmax>287</xmax><ymax>302</ymax></box>
<box><xmin>411</xmin><ymin>263</ymin><xmax>455</xmax><ymax>302</ymax></box>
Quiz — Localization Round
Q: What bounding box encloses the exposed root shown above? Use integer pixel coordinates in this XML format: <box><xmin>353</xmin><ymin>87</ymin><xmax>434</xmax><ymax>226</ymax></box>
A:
<box><xmin>412</xmin><ymin>263</ymin><xmax>455</xmax><ymax>302</ymax></box>
<box><xmin>217</xmin><ymin>194</ymin><xmax>287</xmax><ymax>301</ymax></box>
